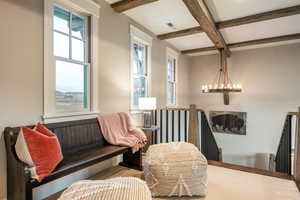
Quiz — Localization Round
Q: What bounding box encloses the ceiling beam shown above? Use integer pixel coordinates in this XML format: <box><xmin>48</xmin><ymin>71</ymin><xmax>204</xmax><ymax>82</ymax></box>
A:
<box><xmin>157</xmin><ymin>26</ymin><xmax>203</xmax><ymax>40</ymax></box>
<box><xmin>219</xmin><ymin>5</ymin><xmax>300</xmax><ymax>29</ymax></box>
<box><xmin>181</xmin><ymin>46</ymin><xmax>217</xmax><ymax>55</ymax></box>
<box><xmin>182</xmin><ymin>0</ymin><xmax>231</xmax><ymax>56</ymax></box>
<box><xmin>181</xmin><ymin>33</ymin><xmax>300</xmax><ymax>54</ymax></box>
<box><xmin>111</xmin><ymin>0</ymin><xmax>159</xmax><ymax>13</ymax></box>
<box><xmin>158</xmin><ymin>5</ymin><xmax>300</xmax><ymax>40</ymax></box>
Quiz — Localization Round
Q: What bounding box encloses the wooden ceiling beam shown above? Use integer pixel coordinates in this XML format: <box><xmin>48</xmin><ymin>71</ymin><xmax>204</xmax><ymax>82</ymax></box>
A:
<box><xmin>158</xmin><ymin>5</ymin><xmax>300</xmax><ymax>40</ymax></box>
<box><xmin>181</xmin><ymin>33</ymin><xmax>300</xmax><ymax>54</ymax></box>
<box><xmin>157</xmin><ymin>26</ymin><xmax>203</xmax><ymax>40</ymax></box>
<box><xmin>111</xmin><ymin>0</ymin><xmax>159</xmax><ymax>13</ymax></box>
<box><xmin>218</xmin><ymin>5</ymin><xmax>300</xmax><ymax>29</ymax></box>
<box><xmin>182</xmin><ymin>0</ymin><xmax>231</xmax><ymax>57</ymax></box>
<box><xmin>181</xmin><ymin>46</ymin><xmax>217</xmax><ymax>55</ymax></box>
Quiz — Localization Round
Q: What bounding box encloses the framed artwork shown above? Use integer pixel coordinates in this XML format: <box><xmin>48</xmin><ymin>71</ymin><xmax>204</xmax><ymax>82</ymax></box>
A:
<box><xmin>209</xmin><ymin>111</ymin><xmax>247</xmax><ymax>135</ymax></box>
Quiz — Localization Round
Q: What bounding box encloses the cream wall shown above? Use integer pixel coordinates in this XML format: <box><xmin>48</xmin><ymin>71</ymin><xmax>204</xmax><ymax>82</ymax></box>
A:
<box><xmin>1</xmin><ymin>0</ymin><xmax>298</xmax><ymax>198</ymax></box>
<box><xmin>96</xmin><ymin>0</ymin><xmax>191</xmax><ymax>113</ymax></box>
<box><xmin>0</xmin><ymin>0</ymin><xmax>190</xmax><ymax>199</ymax></box>
<box><xmin>0</xmin><ymin>1</ymin><xmax>44</xmax><ymax>198</ymax></box>
<box><xmin>190</xmin><ymin>43</ymin><xmax>300</xmax><ymax>169</ymax></box>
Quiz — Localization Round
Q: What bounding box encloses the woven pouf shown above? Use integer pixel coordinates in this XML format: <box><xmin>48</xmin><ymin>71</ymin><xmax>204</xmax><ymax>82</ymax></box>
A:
<box><xmin>58</xmin><ymin>177</ymin><xmax>152</xmax><ymax>200</ymax></box>
<box><xmin>144</xmin><ymin>142</ymin><xmax>208</xmax><ymax>197</ymax></box>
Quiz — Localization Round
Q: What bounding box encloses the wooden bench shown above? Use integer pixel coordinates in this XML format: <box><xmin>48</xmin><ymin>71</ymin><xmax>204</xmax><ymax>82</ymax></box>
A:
<box><xmin>4</xmin><ymin>118</ymin><xmax>142</xmax><ymax>200</ymax></box>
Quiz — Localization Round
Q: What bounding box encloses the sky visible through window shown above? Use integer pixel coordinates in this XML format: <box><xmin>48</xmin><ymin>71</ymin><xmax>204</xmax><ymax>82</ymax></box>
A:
<box><xmin>56</xmin><ymin>61</ymin><xmax>84</xmax><ymax>93</ymax></box>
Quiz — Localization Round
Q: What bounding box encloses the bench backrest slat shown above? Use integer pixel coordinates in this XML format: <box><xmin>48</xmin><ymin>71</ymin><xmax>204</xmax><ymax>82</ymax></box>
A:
<box><xmin>7</xmin><ymin>118</ymin><xmax>106</xmax><ymax>156</ymax></box>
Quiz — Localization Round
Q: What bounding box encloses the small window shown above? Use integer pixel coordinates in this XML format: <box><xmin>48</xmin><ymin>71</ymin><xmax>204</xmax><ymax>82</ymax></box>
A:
<box><xmin>131</xmin><ymin>40</ymin><xmax>149</xmax><ymax>108</ymax></box>
<box><xmin>53</xmin><ymin>6</ymin><xmax>90</xmax><ymax>112</ymax></box>
<box><xmin>167</xmin><ymin>52</ymin><xmax>177</xmax><ymax>106</ymax></box>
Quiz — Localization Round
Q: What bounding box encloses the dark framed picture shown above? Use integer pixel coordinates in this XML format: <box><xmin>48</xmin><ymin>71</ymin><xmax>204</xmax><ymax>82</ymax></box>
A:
<box><xmin>209</xmin><ymin>111</ymin><xmax>247</xmax><ymax>135</ymax></box>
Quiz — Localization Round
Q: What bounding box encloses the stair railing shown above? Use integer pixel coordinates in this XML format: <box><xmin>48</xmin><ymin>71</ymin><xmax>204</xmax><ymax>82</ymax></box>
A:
<box><xmin>199</xmin><ymin>110</ymin><xmax>221</xmax><ymax>161</ymax></box>
<box><xmin>275</xmin><ymin>114</ymin><xmax>293</xmax><ymax>175</ymax></box>
<box><xmin>153</xmin><ymin>107</ymin><xmax>189</xmax><ymax>144</ymax></box>
<box><xmin>294</xmin><ymin>108</ymin><xmax>300</xmax><ymax>182</ymax></box>
<box><xmin>153</xmin><ymin>105</ymin><xmax>221</xmax><ymax>161</ymax></box>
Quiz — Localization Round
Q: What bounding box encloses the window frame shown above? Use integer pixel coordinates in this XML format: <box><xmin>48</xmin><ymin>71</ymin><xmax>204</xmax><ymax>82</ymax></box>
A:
<box><xmin>130</xmin><ymin>25</ymin><xmax>152</xmax><ymax>109</ymax></box>
<box><xmin>166</xmin><ymin>47</ymin><xmax>179</xmax><ymax>107</ymax></box>
<box><xmin>53</xmin><ymin>5</ymin><xmax>90</xmax><ymax>113</ymax></box>
<box><xmin>43</xmin><ymin>0</ymin><xmax>100</xmax><ymax>123</ymax></box>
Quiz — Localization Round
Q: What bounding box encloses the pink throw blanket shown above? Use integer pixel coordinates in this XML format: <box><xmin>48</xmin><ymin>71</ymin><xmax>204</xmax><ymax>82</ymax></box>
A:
<box><xmin>97</xmin><ymin>112</ymin><xmax>147</xmax><ymax>153</ymax></box>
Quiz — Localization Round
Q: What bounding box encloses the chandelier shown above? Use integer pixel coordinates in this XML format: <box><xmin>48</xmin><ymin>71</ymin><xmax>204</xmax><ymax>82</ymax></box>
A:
<box><xmin>201</xmin><ymin>49</ymin><xmax>242</xmax><ymax>105</ymax></box>
<box><xmin>201</xmin><ymin>49</ymin><xmax>242</xmax><ymax>93</ymax></box>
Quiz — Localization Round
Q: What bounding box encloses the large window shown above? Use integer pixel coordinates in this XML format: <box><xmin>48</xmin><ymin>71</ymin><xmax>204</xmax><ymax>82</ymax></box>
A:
<box><xmin>130</xmin><ymin>26</ymin><xmax>152</xmax><ymax>109</ymax></box>
<box><xmin>167</xmin><ymin>48</ymin><xmax>178</xmax><ymax>106</ymax></box>
<box><xmin>53</xmin><ymin>6</ymin><xmax>89</xmax><ymax>112</ymax></box>
<box><xmin>132</xmin><ymin>41</ymin><xmax>148</xmax><ymax>108</ymax></box>
<box><xmin>44</xmin><ymin>0</ymin><xmax>99</xmax><ymax>122</ymax></box>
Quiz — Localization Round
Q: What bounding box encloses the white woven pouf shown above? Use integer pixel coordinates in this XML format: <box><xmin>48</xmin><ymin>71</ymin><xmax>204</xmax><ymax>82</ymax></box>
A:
<box><xmin>58</xmin><ymin>177</ymin><xmax>152</xmax><ymax>200</ymax></box>
<box><xmin>144</xmin><ymin>142</ymin><xmax>208</xmax><ymax>197</ymax></box>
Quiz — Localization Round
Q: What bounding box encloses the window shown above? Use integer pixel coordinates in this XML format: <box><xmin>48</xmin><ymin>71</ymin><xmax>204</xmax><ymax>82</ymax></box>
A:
<box><xmin>132</xmin><ymin>41</ymin><xmax>148</xmax><ymax>108</ymax></box>
<box><xmin>44</xmin><ymin>0</ymin><xmax>100</xmax><ymax>122</ymax></box>
<box><xmin>130</xmin><ymin>26</ymin><xmax>152</xmax><ymax>109</ymax></box>
<box><xmin>167</xmin><ymin>48</ymin><xmax>178</xmax><ymax>106</ymax></box>
<box><xmin>53</xmin><ymin>6</ymin><xmax>89</xmax><ymax>112</ymax></box>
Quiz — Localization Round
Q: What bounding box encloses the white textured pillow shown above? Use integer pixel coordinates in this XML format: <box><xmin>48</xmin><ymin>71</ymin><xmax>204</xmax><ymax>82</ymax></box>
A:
<box><xmin>59</xmin><ymin>177</ymin><xmax>152</xmax><ymax>200</ymax></box>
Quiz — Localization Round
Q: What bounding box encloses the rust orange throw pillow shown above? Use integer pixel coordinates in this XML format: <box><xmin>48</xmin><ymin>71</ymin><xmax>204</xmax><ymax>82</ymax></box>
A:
<box><xmin>15</xmin><ymin>123</ymin><xmax>63</xmax><ymax>182</ymax></box>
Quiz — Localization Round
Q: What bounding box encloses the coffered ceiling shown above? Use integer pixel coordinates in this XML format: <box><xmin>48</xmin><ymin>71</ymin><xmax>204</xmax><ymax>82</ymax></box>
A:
<box><xmin>105</xmin><ymin>0</ymin><xmax>300</xmax><ymax>55</ymax></box>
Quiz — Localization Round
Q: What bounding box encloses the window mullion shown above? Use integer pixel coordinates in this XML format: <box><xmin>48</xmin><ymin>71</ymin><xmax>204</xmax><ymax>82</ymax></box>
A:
<box><xmin>53</xmin><ymin>30</ymin><xmax>69</xmax><ymax>37</ymax></box>
<box><xmin>144</xmin><ymin>45</ymin><xmax>148</xmax><ymax>76</ymax></box>
<box><xmin>69</xmin><ymin>12</ymin><xmax>72</xmax><ymax>60</ymax></box>
<box><xmin>55</xmin><ymin>56</ymin><xmax>88</xmax><ymax>66</ymax></box>
<box><xmin>133</xmin><ymin>74</ymin><xmax>147</xmax><ymax>78</ymax></box>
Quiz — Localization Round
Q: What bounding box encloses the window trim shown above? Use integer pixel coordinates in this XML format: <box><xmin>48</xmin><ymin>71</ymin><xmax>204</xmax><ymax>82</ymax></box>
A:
<box><xmin>130</xmin><ymin>25</ymin><xmax>152</xmax><ymax>109</ymax></box>
<box><xmin>166</xmin><ymin>47</ymin><xmax>179</xmax><ymax>107</ymax></box>
<box><xmin>43</xmin><ymin>0</ymin><xmax>100</xmax><ymax>123</ymax></box>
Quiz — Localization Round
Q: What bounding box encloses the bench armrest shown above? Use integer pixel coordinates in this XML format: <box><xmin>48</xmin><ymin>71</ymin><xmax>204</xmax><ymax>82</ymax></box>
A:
<box><xmin>4</xmin><ymin>128</ymin><xmax>32</xmax><ymax>200</ymax></box>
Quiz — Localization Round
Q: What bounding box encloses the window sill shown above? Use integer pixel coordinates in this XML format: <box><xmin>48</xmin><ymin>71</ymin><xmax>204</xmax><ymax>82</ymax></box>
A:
<box><xmin>43</xmin><ymin>111</ymin><xmax>100</xmax><ymax>123</ymax></box>
<box><xmin>166</xmin><ymin>105</ymin><xmax>178</xmax><ymax>108</ymax></box>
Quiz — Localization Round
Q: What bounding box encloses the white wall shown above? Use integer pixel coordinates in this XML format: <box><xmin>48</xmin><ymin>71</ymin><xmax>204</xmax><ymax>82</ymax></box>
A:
<box><xmin>190</xmin><ymin>43</ymin><xmax>300</xmax><ymax>169</ymax></box>
<box><xmin>0</xmin><ymin>0</ymin><xmax>190</xmax><ymax>199</ymax></box>
<box><xmin>96</xmin><ymin>0</ymin><xmax>191</xmax><ymax>113</ymax></box>
<box><xmin>1</xmin><ymin>0</ymin><xmax>299</xmax><ymax>198</ymax></box>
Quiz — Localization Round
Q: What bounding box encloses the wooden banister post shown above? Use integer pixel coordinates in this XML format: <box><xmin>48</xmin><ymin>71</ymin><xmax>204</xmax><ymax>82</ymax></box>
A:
<box><xmin>294</xmin><ymin>107</ymin><xmax>300</xmax><ymax>181</ymax></box>
<box><xmin>188</xmin><ymin>104</ymin><xmax>200</xmax><ymax>149</ymax></box>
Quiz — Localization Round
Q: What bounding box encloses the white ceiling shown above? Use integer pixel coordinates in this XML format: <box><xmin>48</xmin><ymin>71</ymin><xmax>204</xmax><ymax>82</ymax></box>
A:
<box><xmin>167</xmin><ymin>33</ymin><xmax>214</xmax><ymax>50</ymax></box>
<box><xmin>206</xmin><ymin>0</ymin><xmax>300</xmax><ymax>22</ymax></box>
<box><xmin>221</xmin><ymin>15</ymin><xmax>300</xmax><ymax>44</ymax></box>
<box><xmin>105</xmin><ymin>0</ymin><xmax>300</xmax><ymax>54</ymax></box>
<box><xmin>124</xmin><ymin>0</ymin><xmax>199</xmax><ymax>35</ymax></box>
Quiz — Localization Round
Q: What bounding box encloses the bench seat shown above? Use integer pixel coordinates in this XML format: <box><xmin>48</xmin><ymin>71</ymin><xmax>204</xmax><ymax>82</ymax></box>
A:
<box><xmin>4</xmin><ymin>118</ymin><xmax>142</xmax><ymax>200</ymax></box>
<box><xmin>31</xmin><ymin>145</ymin><xmax>130</xmax><ymax>187</ymax></box>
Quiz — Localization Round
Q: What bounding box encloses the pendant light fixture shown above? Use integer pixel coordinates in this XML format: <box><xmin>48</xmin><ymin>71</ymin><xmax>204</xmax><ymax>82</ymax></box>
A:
<box><xmin>201</xmin><ymin>49</ymin><xmax>242</xmax><ymax>105</ymax></box>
